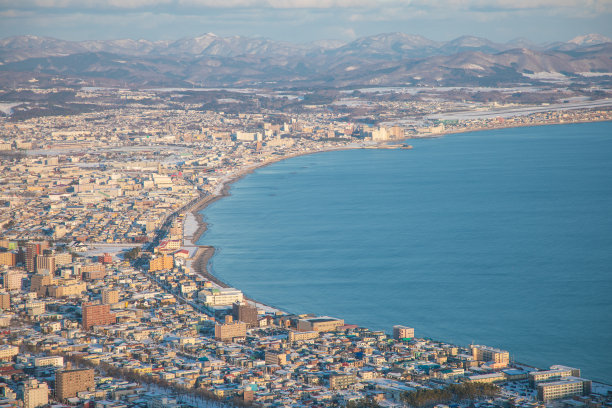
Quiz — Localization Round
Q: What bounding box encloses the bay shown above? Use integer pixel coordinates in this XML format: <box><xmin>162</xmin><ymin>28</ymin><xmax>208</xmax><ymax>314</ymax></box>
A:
<box><xmin>198</xmin><ymin>121</ymin><xmax>612</xmax><ymax>383</ymax></box>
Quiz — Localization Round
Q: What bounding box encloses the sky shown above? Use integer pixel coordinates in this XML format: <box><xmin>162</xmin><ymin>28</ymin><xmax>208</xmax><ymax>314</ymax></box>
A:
<box><xmin>0</xmin><ymin>0</ymin><xmax>611</xmax><ymax>44</ymax></box>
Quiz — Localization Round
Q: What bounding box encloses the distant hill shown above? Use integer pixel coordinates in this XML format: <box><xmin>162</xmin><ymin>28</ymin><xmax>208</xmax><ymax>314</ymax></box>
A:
<box><xmin>0</xmin><ymin>33</ymin><xmax>610</xmax><ymax>88</ymax></box>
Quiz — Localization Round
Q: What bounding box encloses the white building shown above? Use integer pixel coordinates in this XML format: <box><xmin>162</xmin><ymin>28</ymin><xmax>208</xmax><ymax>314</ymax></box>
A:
<box><xmin>198</xmin><ymin>287</ymin><xmax>244</xmax><ymax>306</ymax></box>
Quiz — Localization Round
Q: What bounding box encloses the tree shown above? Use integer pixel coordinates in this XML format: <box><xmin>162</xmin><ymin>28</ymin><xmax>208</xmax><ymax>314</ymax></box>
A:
<box><xmin>124</xmin><ymin>247</ymin><xmax>140</xmax><ymax>261</ymax></box>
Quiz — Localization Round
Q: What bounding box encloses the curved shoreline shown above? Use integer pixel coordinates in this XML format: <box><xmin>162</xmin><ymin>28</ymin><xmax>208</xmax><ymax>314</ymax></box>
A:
<box><xmin>187</xmin><ymin>146</ymin><xmax>361</xmax><ymax>313</ymax></box>
<box><xmin>186</xmin><ymin>118</ymin><xmax>612</xmax><ymax>313</ymax></box>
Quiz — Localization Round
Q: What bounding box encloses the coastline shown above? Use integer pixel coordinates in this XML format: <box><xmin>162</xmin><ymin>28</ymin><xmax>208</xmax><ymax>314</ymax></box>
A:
<box><xmin>185</xmin><ymin>118</ymin><xmax>612</xmax><ymax>314</ymax></box>
<box><xmin>186</xmin><ymin>146</ymin><xmax>362</xmax><ymax>314</ymax></box>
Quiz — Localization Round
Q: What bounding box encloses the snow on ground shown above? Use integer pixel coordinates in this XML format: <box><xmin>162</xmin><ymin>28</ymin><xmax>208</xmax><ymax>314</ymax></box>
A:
<box><xmin>427</xmin><ymin>98</ymin><xmax>612</xmax><ymax>120</ymax></box>
<box><xmin>83</xmin><ymin>243</ymin><xmax>142</xmax><ymax>258</ymax></box>
<box><xmin>0</xmin><ymin>102</ymin><xmax>22</xmax><ymax>115</ymax></box>
<box><xmin>183</xmin><ymin>212</ymin><xmax>200</xmax><ymax>246</ymax></box>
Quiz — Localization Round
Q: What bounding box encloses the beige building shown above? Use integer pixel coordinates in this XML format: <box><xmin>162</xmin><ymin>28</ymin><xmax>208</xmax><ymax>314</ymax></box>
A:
<box><xmin>30</xmin><ymin>274</ymin><xmax>56</xmax><ymax>297</ymax></box>
<box><xmin>101</xmin><ymin>289</ymin><xmax>119</xmax><ymax>305</ymax></box>
<box><xmin>149</xmin><ymin>255</ymin><xmax>174</xmax><ymax>272</ymax></box>
<box><xmin>48</xmin><ymin>280</ymin><xmax>86</xmax><ymax>298</ymax></box>
<box><xmin>0</xmin><ymin>345</ymin><xmax>19</xmax><ymax>361</ymax></box>
<box><xmin>329</xmin><ymin>374</ymin><xmax>357</xmax><ymax>390</ymax></box>
<box><xmin>0</xmin><ymin>292</ymin><xmax>10</xmax><ymax>310</ymax></box>
<box><xmin>2</xmin><ymin>271</ymin><xmax>24</xmax><ymax>291</ymax></box>
<box><xmin>471</xmin><ymin>344</ymin><xmax>510</xmax><ymax>366</ymax></box>
<box><xmin>393</xmin><ymin>325</ymin><xmax>414</xmax><ymax>340</ymax></box>
<box><xmin>0</xmin><ymin>252</ymin><xmax>16</xmax><ymax>266</ymax></box>
<box><xmin>36</xmin><ymin>254</ymin><xmax>56</xmax><ymax>274</ymax></box>
<box><xmin>297</xmin><ymin>316</ymin><xmax>344</xmax><ymax>333</ymax></box>
<box><xmin>214</xmin><ymin>316</ymin><xmax>247</xmax><ymax>342</ymax></box>
<box><xmin>265</xmin><ymin>350</ymin><xmax>287</xmax><ymax>366</ymax></box>
<box><xmin>537</xmin><ymin>377</ymin><xmax>591</xmax><ymax>401</ymax></box>
<box><xmin>55</xmin><ymin>368</ymin><xmax>95</xmax><ymax>400</ymax></box>
<box><xmin>529</xmin><ymin>367</ymin><xmax>577</xmax><ymax>386</ymax></box>
<box><xmin>19</xmin><ymin>379</ymin><xmax>48</xmax><ymax>408</ymax></box>
<box><xmin>288</xmin><ymin>330</ymin><xmax>319</xmax><ymax>343</ymax></box>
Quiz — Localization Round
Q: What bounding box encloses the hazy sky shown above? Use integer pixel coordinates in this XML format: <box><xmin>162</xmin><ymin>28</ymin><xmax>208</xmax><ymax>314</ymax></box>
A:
<box><xmin>0</xmin><ymin>0</ymin><xmax>611</xmax><ymax>43</ymax></box>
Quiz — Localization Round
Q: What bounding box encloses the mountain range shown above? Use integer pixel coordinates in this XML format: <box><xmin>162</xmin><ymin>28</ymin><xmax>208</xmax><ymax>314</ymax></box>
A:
<box><xmin>0</xmin><ymin>33</ymin><xmax>611</xmax><ymax>88</ymax></box>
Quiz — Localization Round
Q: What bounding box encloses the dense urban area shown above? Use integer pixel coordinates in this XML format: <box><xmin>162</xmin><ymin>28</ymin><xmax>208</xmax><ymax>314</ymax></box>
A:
<box><xmin>0</xmin><ymin>83</ymin><xmax>611</xmax><ymax>408</ymax></box>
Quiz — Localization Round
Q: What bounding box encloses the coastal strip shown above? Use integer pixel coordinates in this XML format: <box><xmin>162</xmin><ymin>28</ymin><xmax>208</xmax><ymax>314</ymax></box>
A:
<box><xmin>184</xmin><ymin>146</ymin><xmax>363</xmax><ymax>314</ymax></box>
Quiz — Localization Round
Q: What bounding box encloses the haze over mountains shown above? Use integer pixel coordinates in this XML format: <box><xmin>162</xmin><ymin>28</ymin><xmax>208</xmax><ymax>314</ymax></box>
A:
<box><xmin>1</xmin><ymin>32</ymin><xmax>611</xmax><ymax>88</ymax></box>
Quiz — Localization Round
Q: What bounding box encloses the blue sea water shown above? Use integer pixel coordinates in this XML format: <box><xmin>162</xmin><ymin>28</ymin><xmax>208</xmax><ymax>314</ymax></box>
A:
<box><xmin>198</xmin><ymin>121</ymin><xmax>612</xmax><ymax>383</ymax></box>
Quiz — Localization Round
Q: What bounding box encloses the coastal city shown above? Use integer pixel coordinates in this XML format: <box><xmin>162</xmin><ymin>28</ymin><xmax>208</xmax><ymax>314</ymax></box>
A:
<box><xmin>0</xmin><ymin>83</ymin><xmax>611</xmax><ymax>408</ymax></box>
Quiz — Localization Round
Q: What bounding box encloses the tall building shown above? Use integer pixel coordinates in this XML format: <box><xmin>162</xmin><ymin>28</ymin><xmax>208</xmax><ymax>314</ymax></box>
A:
<box><xmin>0</xmin><ymin>292</ymin><xmax>10</xmax><ymax>310</ymax></box>
<box><xmin>55</xmin><ymin>368</ymin><xmax>94</xmax><ymax>400</ymax></box>
<box><xmin>393</xmin><ymin>325</ymin><xmax>414</xmax><ymax>340</ymax></box>
<box><xmin>2</xmin><ymin>271</ymin><xmax>24</xmax><ymax>291</ymax></box>
<box><xmin>36</xmin><ymin>253</ymin><xmax>56</xmax><ymax>274</ymax></box>
<box><xmin>148</xmin><ymin>255</ymin><xmax>174</xmax><ymax>272</ymax></box>
<box><xmin>232</xmin><ymin>301</ymin><xmax>258</xmax><ymax>328</ymax></box>
<box><xmin>19</xmin><ymin>378</ymin><xmax>48</xmax><ymax>408</ymax></box>
<box><xmin>82</xmin><ymin>303</ymin><xmax>116</xmax><ymax>330</ymax></box>
<box><xmin>26</xmin><ymin>242</ymin><xmax>49</xmax><ymax>273</ymax></box>
<box><xmin>101</xmin><ymin>289</ymin><xmax>119</xmax><ymax>305</ymax></box>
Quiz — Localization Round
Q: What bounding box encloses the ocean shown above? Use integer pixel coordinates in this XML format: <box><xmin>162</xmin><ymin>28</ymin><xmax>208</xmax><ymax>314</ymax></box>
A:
<box><xmin>198</xmin><ymin>121</ymin><xmax>612</xmax><ymax>383</ymax></box>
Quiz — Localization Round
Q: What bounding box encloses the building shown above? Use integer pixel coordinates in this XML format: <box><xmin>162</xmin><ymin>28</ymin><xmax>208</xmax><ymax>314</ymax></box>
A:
<box><xmin>232</xmin><ymin>301</ymin><xmax>258</xmax><ymax>328</ymax></box>
<box><xmin>0</xmin><ymin>252</ymin><xmax>16</xmax><ymax>266</ymax></box>
<box><xmin>199</xmin><ymin>287</ymin><xmax>244</xmax><ymax>306</ymax></box>
<box><xmin>288</xmin><ymin>330</ymin><xmax>319</xmax><ymax>343</ymax></box>
<box><xmin>0</xmin><ymin>293</ymin><xmax>10</xmax><ymax>310</ymax></box>
<box><xmin>81</xmin><ymin>263</ymin><xmax>107</xmax><ymax>280</ymax></box>
<box><xmin>2</xmin><ymin>271</ymin><xmax>24</xmax><ymax>291</ymax></box>
<box><xmin>82</xmin><ymin>303</ymin><xmax>116</xmax><ymax>330</ymax></box>
<box><xmin>393</xmin><ymin>325</ymin><xmax>414</xmax><ymax>341</ymax></box>
<box><xmin>55</xmin><ymin>368</ymin><xmax>95</xmax><ymax>400</ymax></box>
<box><xmin>467</xmin><ymin>373</ymin><xmax>505</xmax><ymax>383</ymax></box>
<box><xmin>297</xmin><ymin>316</ymin><xmax>345</xmax><ymax>333</ymax></box>
<box><xmin>214</xmin><ymin>316</ymin><xmax>247</xmax><ymax>342</ymax></box>
<box><xmin>25</xmin><ymin>301</ymin><xmax>45</xmax><ymax>316</ymax></box>
<box><xmin>329</xmin><ymin>374</ymin><xmax>358</xmax><ymax>390</ymax></box>
<box><xmin>0</xmin><ymin>345</ymin><xmax>19</xmax><ymax>361</ymax></box>
<box><xmin>537</xmin><ymin>377</ymin><xmax>591</xmax><ymax>401</ymax></box>
<box><xmin>98</xmin><ymin>253</ymin><xmax>112</xmax><ymax>264</ymax></box>
<box><xmin>149</xmin><ymin>255</ymin><xmax>174</xmax><ymax>272</ymax></box>
<box><xmin>26</xmin><ymin>242</ymin><xmax>49</xmax><ymax>273</ymax></box>
<box><xmin>30</xmin><ymin>274</ymin><xmax>56</xmax><ymax>297</ymax></box>
<box><xmin>19</xmin><ymin>378</ymin><xmax>48</xmax><ymax>408</ymax></box>
<box><xmin>47</xmin><ymin>280</ymin><xmax>86</xmax><ymax>298</ymax></box>
<box><xmin>529</xmin><ymin>367</ymin><xmax>576</xmax><ymax>386</ymax></box>
<box><xmin>33</xmin><ymin>356</ymin><xmax>63</xmax><ymax>368</ymax></box>
<box><xmin>54</xmin><ymin>252</ymin><xmax>73</xmax><ymax>266</ymax></box>
<box><xmin>265</xmin><ymin>350</ymin><xmax>287</xmax><ymax>366</ymax></box>
<box><xmin>102</xmin><ymin>289</ymin><xmax>119</xmax><ymax>305</ymax></box>
<box><xmin>471</xmin><ymin>345</ymin><xmax>510</xmax><ymax>366</ymax></box>
<box><xmin>36</xmin><ymin>253</ymin><xmax>56</xmax><ymax>274</ymax></box>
